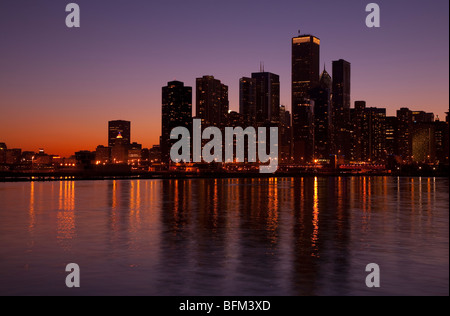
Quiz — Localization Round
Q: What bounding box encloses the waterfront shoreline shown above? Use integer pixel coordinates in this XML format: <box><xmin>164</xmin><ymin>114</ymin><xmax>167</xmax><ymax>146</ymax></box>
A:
<box><xmin>1</xmin><ymin>170</ymin><xmax>448</xmax><ymax>182</ymax></box>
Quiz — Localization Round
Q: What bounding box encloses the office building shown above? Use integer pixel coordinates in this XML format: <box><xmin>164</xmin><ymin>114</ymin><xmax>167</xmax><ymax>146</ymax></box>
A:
<box><xmin>311</xmin><ymin>68</ymin><xmax>332</xmax><ymax>160</ymax></box>
<box><xmin>239</xmin><ymin>77</ymin><xmax>257</xmax><ymax>126</ymax></box>
<box><xmin>108</xmin><ymin>120</ymin><xmax>131</xmax><ymax>148</ymax></box>
<box><xmin>196</xmin><ymin>76</ymin><xmax>229</xmax><ymax>129</ymax></box>
<box><xmin>251</xmin><ymin>71</ymin><xmax>280</xmax><ymax>125</ymax></box>
<box><xmin>332</xmin><ymin>59</ymin><xmax>351</xmax><ymax>159</ymax></box>
<box><xmin>292</xmin><ymin>34</ymin><xmax>320</xmax><ymax>163</ymax></box>
<box><xmin>161</xmin><ymin>81</ymin><xmax>192</xmax><ymax>164</ymax></box>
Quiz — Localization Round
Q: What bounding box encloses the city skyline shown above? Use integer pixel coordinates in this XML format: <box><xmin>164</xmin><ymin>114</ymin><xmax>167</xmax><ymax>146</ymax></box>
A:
<box><xmin>1</xmin><ymin>102</ymin><xmax>447</xmax><ymax>166</ymax></box>
<box><xmin>0</xmin><ymin>0</ymin><xmax>449</xmax><ymax>157</ymax></box>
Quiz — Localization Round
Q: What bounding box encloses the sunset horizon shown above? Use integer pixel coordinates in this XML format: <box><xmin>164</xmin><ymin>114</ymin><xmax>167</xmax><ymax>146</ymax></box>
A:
<box><xmin>1</xmin><ymin>0</ymin><xmax>448</xmax><ymax>158</ymax></box>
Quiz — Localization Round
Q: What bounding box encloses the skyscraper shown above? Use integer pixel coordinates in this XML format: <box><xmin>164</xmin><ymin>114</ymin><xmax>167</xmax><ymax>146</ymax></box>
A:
<box><xmin>292</xmin><ymin>34</ymin><xmax>320</xmax><ymax>163</ymax></box>
<box><xmin>310</xmin><ymin>68</ymin><xmax>332</xmax><ymax>160</ymax></box>
<box><xmin>332</xmin><ymin>59</ymin><xmax>351</xmax><ymax>159</ymax></box>
<box><xmin>292</xmin><ymin>34</ymin><xmax>320</xmax><ymax>101</ymax></box>
<box><xmin>108</xmin><ymin>120</ymin><xmax>131</xmax><ymax>148</ymax></box>
<box><xmin>239</xmin><ymin>77</ymin><xmax>257</xmax><ymax>126</ymax></box>
<box><xmin>385</xmin><ymin>116</ymin><xmax>399</xmax><ymax>157</ymax></box>
<box><xmin>196</xmin><ymin>76</ymin><xmax>229</xmax><ymax>129</ymax></box>
<box><xmin>366</xmin><ymin>107</ymin><xmax>386</xmax><ymax>163</ymax></box>
<box><xmin>279</xmin><ymin>105</ymin><xmax>292</xmax><ymax>163</ymax></box>
<box><xmin>397</xmin><ymin>108</ymin><xmax>413</xmax><ymax>162</ymax></box>
<box><xmin>412</xmin><ymin>122</ymin><xmax>436</xmax><ymax>163</ymax></box>
<box><xmin>411</xmin><ymin>111</ymin><xmax>435</xmax><ymax>163</ymax></box>
<box><xmin>435</xmin><ymin>117</ymin><xmax>449</xmax><ymax>165</ymax></box>
<box><xmin>161</xmin><ymin>81</ymin><xmax>192</xmax><ymax>164</ymax></box>
<box><xmin>351</xmin><ymin>101</ymin><xmax>370</xmax><ymax>162</ymax></box>
<box><xmin>251</xmin><ymin>71</ymin><xmax>280</xmax><ymax>125</ymax></box>
<box><xmin>351</xmin><ymin>102</ymin><xmax>386</xmax><ymax>163</ymax></box>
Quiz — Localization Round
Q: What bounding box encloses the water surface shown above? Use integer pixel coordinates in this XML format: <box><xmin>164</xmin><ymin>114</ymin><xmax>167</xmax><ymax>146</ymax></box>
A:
<box><xmin>0</xmin><ymin>177</ymin><xmax>448</xmax><ymax>296</ymax></box>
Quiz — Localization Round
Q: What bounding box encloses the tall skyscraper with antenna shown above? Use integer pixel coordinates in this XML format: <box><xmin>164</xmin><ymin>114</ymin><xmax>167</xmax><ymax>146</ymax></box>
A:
<box><xmin>251</xmin><ymin>71</ymin><xmax>280</xmax><ymax>125</ymax></box>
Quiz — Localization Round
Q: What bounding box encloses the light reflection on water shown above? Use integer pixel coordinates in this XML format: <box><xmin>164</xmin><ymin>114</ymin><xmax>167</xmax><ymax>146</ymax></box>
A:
<box><xmin>0</xmin><ymin>177</ymin><xmax>448</xmax><ymax>296</ymax></box>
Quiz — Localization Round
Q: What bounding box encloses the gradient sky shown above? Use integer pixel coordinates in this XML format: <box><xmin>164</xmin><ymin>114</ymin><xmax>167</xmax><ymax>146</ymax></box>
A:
<box><xmin>0</xmin><ymin>0</ymin><xmax>448</xmax><ymax>157</ymax></box>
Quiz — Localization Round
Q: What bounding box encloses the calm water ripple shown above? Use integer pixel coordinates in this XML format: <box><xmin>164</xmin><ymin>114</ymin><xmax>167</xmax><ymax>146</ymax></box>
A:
<box><xmin>0</xmin><ymin>177</ymin><xmax>448</xmax><ymax>296</ymax></box>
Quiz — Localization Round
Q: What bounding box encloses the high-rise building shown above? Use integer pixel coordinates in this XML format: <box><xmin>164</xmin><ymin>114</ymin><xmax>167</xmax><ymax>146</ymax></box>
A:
<box><xmin>279</xmin><ymin>105</ymin><xmax>286</xmax><ymax>125</ymax></box>
<box><xmin>292</xmin><ymin>34</ymin><xmax>320</xmax><ymax>163</ymax></box>
<box><xmin>111</xmin><ymin>133</ymin><xmax>128</xmax><ymax>164</ymax></box>
<box><xmin>351</xmin><ymin>103</ymin><xmax>386</xmax><ymax>163</ymax></box>
<box><xmin>385</xmin><ymin>116</ymin><xmax>399</xmax><ymax>157</ymax></box>
<box><xmin>108</xmin><ymin>120</ymin><xmax>130</xmax><ymax>148</ymax></box>
<box><xmin>279</xmin><ymin>105</ymin><xmax>292</xmax><ymax>163</ymax></box>
<box><xmin>196</xmin><ymin>76</ymin><xmax>229</xmax><ymax>129</ymax></box>
<box><xmin>366</xmin><ymin>107</ymin><xmax>386</xmax><ymax>163</ymax></box>
<box><xmin>239</xmin><ymin>77</ymin><xmax>257</xmax><ymax>126</ymax></box>
<box><xmin>292</xmin><ymin>34</ymin><xmax>320</xmax><ymax>101</ymax></box>
<box><xmin>251</xmin><ymin>72</ymin><xmax>280</xmax><ymax>125</ymax></box>
<box><xmin>412</xmin><ymin>122</ymin><xmax>436</xmax><ymax>163</ymax></box>
<box><xmin>435</xmin><ymin>117</ymin><xmax>449</xmax><ymax>165</ymax></box>
<box><xmin>408</xmin><ymin>111</ymin><xmax>436</xmax><ymax>163</ymax></box>
<box><xmin>311</xmin><ymin>68</ymin><xmax>332</xmax><ymax>160</ymax></box>
<box><xmin>161</xmin><ymin>81</ymin><xmax>192</xmax><ymax>164</ymax></box>
<box><xmin>351</xmin><ymin>101</ymin><xmax>370</xmax><ymax>162</ymax></box>
<box><xmin>332</xmin><ymin>59</ymin><xmax>351</xmax><ymax>159</ymax></box>
<box><xmin>397</xmin><ymin>108</ymin><xmax>413</xmax><ymax>162</ymax></box>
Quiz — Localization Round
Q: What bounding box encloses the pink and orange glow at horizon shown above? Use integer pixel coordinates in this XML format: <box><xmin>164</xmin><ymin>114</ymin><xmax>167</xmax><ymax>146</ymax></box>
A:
<box><xmin>0</xmin><ymin>0</ymin><xmax>448</xmax><ymax>157</ymax></box>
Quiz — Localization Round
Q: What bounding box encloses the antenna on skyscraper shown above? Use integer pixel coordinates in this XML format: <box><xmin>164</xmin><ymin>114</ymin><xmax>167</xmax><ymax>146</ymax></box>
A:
<box><xmin>298</xmin><ymin>29</ymin><xmax>301</xmax><ymax>36</ymax></box>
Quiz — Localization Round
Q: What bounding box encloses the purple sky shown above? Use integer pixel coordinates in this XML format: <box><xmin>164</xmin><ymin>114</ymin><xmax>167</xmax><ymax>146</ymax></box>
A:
<box><xmin>0</xmin><ymin>0</ymin><xmax>448</xmax><ymax>156</ymax></box>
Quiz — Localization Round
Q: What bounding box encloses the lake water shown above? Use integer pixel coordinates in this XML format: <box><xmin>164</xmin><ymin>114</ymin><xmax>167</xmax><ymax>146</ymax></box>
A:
<box><xmin>0</xmin><ymin>177</ymin><xmax>448</xmax><ymax>296</ymax></box>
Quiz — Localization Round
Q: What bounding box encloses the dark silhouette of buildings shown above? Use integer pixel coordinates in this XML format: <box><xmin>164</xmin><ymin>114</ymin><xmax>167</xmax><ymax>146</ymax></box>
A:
<box><xmin>3</xmin><ymin>31</ymin><xmax>449</xmax><ymax>175</ymax></box>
